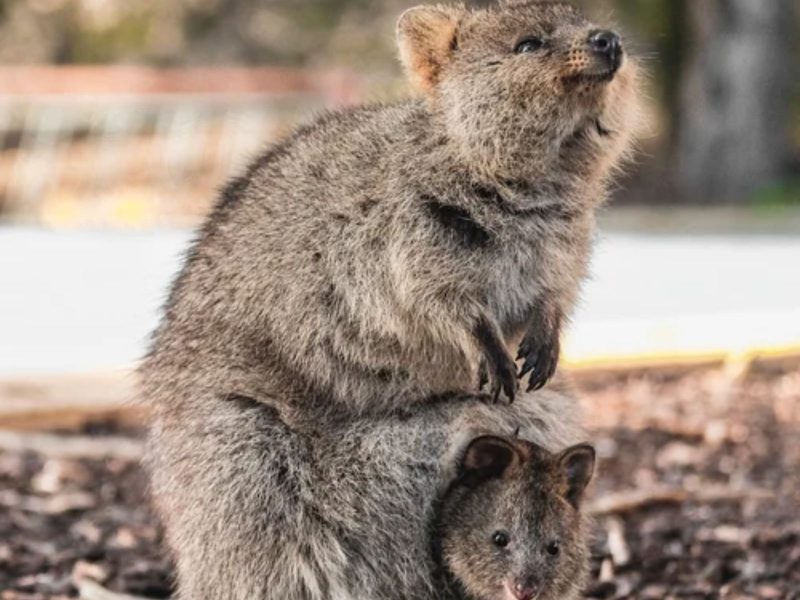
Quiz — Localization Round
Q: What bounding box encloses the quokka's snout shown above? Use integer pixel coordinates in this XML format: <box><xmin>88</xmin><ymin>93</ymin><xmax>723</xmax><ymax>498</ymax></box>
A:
<box><xmin>562</xmin><ymin>28</ymin><xmax>625</xmax><ymax>82</ymax></box>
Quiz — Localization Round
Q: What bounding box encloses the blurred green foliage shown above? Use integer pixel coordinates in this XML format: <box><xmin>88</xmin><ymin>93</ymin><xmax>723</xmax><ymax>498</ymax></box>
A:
<box><xmin>753</xmin><ymin>179</ymin><xmax>800</xmax><ymax>209</ymax></box>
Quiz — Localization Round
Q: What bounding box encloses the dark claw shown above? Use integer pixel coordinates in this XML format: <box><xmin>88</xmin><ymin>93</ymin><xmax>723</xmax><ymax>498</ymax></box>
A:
<box><xmin>527</xmin><ymin>376</ymin><xmax>547</xmax><ymax>393</ymax></box>
<box><xmin>517</xmin><ymin>336</ymin><xmax>560</xmax><ymax>393</ymax></box>
<box><xmin>492</xmin><ymin>381</ymin><xmax>502</xmax><ymax>404</ymax></box>
<box><xmin>488</xmin><ymin>356</ymin><xmax>517</xmax><ymax>404</ymax></box>
<box><xmin>518</xmin><ymin>351</ymin><xmax>539</xmax><ymax>380</ymax></box>
<box><xmin>505</xmin><ymin>373</ymin><xmax>517</xmax><ymax>403</ymax></box>
<box><xmin>473</xmin><ymin>317</ymin><xmax>518</xmax><ymax>404</ymax></box>
<box><xmin>478</xmin><ymin>360</ymin><xmax>489</xmax><ymax>390</ymax></box>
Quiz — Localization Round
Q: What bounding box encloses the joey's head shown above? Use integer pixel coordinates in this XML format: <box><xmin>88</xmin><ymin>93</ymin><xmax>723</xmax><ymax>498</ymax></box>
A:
<box><xmin>397</xmin><ymin>1</ymin><xmax>642</xmax><ymax>180</ymax></box>
<box><xmin>438</xmin><ymin>436</ymin><xmax>595</xmax><ymax>600</ymax></box>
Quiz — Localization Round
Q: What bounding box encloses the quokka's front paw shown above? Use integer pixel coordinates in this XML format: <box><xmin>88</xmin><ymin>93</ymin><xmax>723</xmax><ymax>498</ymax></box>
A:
<box><xmin>482</xmin><ymin>350</ymin><xmax>518</xmax><ymax>404</ymax></box>
<box><xmin>474</xmin><ymin>316</ymin><xmax>518</xmax><ymax>404</ymax></box>
<box><xmin>517</xmin><ymin>331</ymin><xmax>560</xmax><ymax>392</ymax></box>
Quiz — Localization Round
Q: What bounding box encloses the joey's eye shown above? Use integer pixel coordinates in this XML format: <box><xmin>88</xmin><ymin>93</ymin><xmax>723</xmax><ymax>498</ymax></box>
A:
<box><xmin>546</xmin><ymin>540</ymin><xmax>560</xmax><ymax>556</ymax></box>
<box><xmin>492</xmin><ymin>531</ymin><xmax>510</xmax><ymax>548</ymax></box>
<box><xmin>514</xmin><ymin>37</ymin><xmax>544</xmax><ymax>54</ymax></box>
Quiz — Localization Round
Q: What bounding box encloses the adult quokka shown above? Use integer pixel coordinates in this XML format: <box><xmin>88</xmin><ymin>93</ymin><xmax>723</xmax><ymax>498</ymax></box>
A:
<box><xmin>146</xmin><ymin>389</ymin><xmax>594</xmax><ymax>600</ymax></box>
<box><xmin>141</xmin><ymin>0</ymin><xmax>643</xmax><ymax>415</ymax></box>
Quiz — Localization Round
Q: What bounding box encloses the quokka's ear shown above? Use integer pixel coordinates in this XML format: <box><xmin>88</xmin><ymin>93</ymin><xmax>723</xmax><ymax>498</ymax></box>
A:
<box><xmin>557</xmin><ymin>444</ymin><xmax>595</xmax><ymax>509</ymax></box>
<box><xmin>459</xmin><ymin>435</ymin><xmax>525</xmax><ymax>487</ymax></box>
<box><xmin>397</xmin><ymin>5</ymin><xmax>463</xmax><ymax>94</ymax></box>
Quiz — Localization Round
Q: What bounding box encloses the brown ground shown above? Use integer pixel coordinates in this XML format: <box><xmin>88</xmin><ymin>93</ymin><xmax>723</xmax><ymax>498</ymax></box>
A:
<box><xmin>1</xmin><ymin>359</ymin><xmax>799</xmax><ymax>599</ymax></box>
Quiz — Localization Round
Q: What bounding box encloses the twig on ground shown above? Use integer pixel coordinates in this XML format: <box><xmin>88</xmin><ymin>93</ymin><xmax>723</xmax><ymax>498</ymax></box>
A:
<box><xmin>0</xmin><ymin>489</ymin><xmax>96</xmax><ymax>514</ymax></box>
<box><xmin>77</xmin><ymin>579</ymin><xmax>156</xmax><ymax>600</ymax></box>
<box><xmin>0</xmin><ymin>430</ymin><xmax>143</xmax><ymax>460</ymax></box>
<box><xmin>0</xmin><ymin>372</ymin><xmax>140</xmax><ymax>431</ymax></box>
<box><xmin>604</xmin><ymin>517</ymin><xmax>630</xmax><ymax>566</ymax></box>
<box><xmin>589</xmin><ymin>485</ymin><xmax>773</xmax><ymax>516</ymax></box>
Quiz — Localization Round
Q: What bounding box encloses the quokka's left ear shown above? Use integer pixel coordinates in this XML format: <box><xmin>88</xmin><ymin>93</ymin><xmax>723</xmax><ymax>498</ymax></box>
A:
<box><xmin>459</xmin><ymin>435</ymin><xmax>526</xmax><ymax>487</ymax></box>
<box><xmin>557</xmin><ymin>444</ymin><xmax>595</xmax><ymax>509</ymax></box>
<box><xmin>396</xmin><ymin>4</ymin><xmax>464</xmax><ymax>94</ymax></box>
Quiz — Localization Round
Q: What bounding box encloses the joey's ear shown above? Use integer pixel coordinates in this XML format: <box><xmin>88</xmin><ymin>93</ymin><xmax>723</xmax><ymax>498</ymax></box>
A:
<box><xmin>459</xmin><ymin>435</ymin><xmax>524</xmax><ymax>487</ymax></box>
<box><xmin>557</xmin><ymin>444</ymin><xmax>595</xmax><ymax>508</ymax></box>
<box><xmin>397</xmin><ymin>5</ymin><xmax>463</xmax><ymax>94</ymax></box>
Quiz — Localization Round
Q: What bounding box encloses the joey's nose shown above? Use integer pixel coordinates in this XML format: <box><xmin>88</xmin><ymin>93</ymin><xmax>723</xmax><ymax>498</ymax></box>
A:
<box><xmin>588</xmin><ymin>30</ymin><xmax>622</xmax><ymax>66</ymax></box>
<box><xmin>512</xmin><ymin>581</ymin><xmax>539</xmax><ymax>600</ymax></box>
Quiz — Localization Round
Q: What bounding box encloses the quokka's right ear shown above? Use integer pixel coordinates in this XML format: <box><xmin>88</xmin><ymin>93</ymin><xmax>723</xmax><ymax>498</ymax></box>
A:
<box><xmin>557</xmin><ymin>444</ymin><xmax>596</xmax><ymax>509</ymax></box>
<box><xmin>397</xmin><ymin>5</ymin><xmax>463</xmax><ymax>94</ymax></box>
<box><xmin>459</xmin><ymin>435</ymin><xmax>524</xmax><ymax>487</ymax></box>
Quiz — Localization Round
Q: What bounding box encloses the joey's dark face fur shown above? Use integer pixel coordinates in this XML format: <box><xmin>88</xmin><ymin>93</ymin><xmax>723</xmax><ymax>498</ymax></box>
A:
<box><xmin>398</xmin><ymin>1</ymin><xmax>641</xmax><ymax>178</ymax></box>
<box><xmin>440</xmin><ymin>437</ymin><xmax>595</xmax><ymax>600</ymax></box>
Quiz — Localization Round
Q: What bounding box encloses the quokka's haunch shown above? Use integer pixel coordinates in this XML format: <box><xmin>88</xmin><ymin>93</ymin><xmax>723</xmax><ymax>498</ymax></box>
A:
<box><xmin>147</xmin><ymin>390</ymin><xmax>593</xmax><ymax>600</ymax></box>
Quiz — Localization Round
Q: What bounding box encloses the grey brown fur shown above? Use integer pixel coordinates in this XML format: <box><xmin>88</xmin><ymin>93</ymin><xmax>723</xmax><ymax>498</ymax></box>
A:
<box><xmin>142</xmin><ymin>1</ymin><xmax>642</xmax><ymax>598</ymax></box>
<box><xmin>146</xmin><ymin>389</ymin><xmax>590</xmax><ymax>600</ymax></box>
<box><xmin>141</xmin><ymin>0</ymin><xmax>642</xmax><ymax>415</ymax></box>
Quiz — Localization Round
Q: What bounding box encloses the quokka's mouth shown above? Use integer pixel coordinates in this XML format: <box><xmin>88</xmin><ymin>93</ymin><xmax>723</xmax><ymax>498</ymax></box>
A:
<box><xmin>561</xmin><ymin>68</ymin><xmax>617</xmax><ymax>90</ymax></box>
<box><xmin>563</xmin><ymin>117</ymin><xmax>614</xmax><ymax>147</ymax></box>
<box><xmin>579</xmin><ymin>68</ymin><xmax>618</xmax><ymax>84</ymax></box>
<box><xmin>593</xmin><ymin>118</ymin><xmax>613</xmax><ymax>137</ymax></box>
<box><xmin>574</xmin><ymin>57</ymin><xmax>623</xmax><ymax>85</ymax></box>
<box><xmin>503</xmin><ymin>580</ymin><xmax>541</xmax><ymax>600</ymax></box>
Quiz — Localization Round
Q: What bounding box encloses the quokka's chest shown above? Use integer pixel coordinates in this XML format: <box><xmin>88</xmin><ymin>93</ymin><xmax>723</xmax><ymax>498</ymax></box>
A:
<box><xmin>475</xmin><ymin>214</ymin><xmax>584</xmax><ymax>322</ymax></box>
<box><xmin>410</xmin><ymin>190</ymin><xmax>585</xmax><ymax>303</ymax></box>
<box><xmin>480</xmin><ymin>241</ymin><xmax>549</xmax><ymax>326</ymax></box>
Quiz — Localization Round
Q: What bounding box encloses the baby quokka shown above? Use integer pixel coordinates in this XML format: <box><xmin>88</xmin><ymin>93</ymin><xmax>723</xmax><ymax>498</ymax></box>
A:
<box><xmin>142</xmin><ymin>0</ymin><xmax>642</xmax><ymax>414</ymax></box>
<box><xmin>439</xmin><ymin>434</ymin><xmax>595</xmax><ymax>600</ymax></box>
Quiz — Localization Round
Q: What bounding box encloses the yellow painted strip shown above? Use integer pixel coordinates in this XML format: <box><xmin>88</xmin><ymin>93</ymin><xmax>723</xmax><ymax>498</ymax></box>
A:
<box><xmin>563</xmin><ymin>343</ymin><xmax>800</xmax><ymax>371</ymax></box>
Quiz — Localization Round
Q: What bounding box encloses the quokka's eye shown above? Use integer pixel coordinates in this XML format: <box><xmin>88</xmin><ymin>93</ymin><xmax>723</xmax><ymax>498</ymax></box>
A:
<box><xmin>515</xmin><ymin>37</ymin><xmax>544</xmax><ymax>54</ymax></box>
<box><xmin>492</xmin><ymin>531</ymin><xmax>511</xmax><ymax>548</ymax></box>
<box><xmin>546</xmin><ymin>540</ymin><xmax>560</xmax><ymax>556</ymax></box>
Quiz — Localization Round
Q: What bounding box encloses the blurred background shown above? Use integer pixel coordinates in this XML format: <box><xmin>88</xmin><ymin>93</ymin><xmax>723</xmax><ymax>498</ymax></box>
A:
<box><xmin>1</xmin><ymin>0</ymin><xmax>799</xmax><ymax>376</ymax></box>
<box><xmin>0</xmin><ymin>2</ymin><xmax>799</xmax><ymax>598</ymax></box>
<box><xmin>0</xmin><ymin>0</ymin><xmax>797</xmax><ymax>228</ymax></box>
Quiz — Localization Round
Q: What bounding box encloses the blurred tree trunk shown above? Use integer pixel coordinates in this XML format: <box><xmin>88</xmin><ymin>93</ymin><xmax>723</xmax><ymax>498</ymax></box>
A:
<box><xmin>676</xmin><ymin>0</ymin><xmax>795</xmax><ymax>203</ymax></box>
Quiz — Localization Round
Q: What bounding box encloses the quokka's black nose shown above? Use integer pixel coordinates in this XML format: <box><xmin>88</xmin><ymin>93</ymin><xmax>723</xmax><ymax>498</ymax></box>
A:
<box><xmin>588</xmin><ymin>30</ymin><xmax>622</xmax><ymax>61</ymax></box>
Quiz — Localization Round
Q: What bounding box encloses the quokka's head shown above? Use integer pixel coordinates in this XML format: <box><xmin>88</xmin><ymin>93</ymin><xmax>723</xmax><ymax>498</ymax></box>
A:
<box><xmin>397</xmin><ymin>1</ymin><xmax>643</xmax><ymax>179</ymax></box>
<box><xmin>439</xmin><ymin>435</ymin><xmax>595</xmax><ymax>600</ymax></box>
